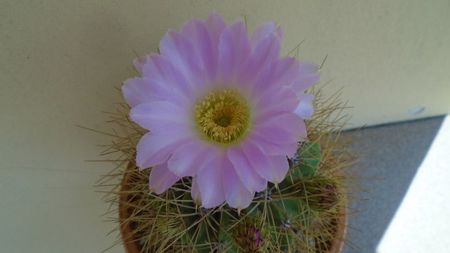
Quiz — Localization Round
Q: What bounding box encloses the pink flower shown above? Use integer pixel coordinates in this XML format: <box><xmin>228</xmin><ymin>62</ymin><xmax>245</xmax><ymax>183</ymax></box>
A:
<box><xmin>122</xmin><ymin>13</ymin><xmax>319</xmax><ymax>209</ymax></box>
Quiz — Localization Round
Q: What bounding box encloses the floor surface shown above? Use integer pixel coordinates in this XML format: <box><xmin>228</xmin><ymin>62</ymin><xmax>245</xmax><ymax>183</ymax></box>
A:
<box><xmin>341</xmin><ymin>116</ymin><xmax>445</xmax><ymax>253</ymax></box>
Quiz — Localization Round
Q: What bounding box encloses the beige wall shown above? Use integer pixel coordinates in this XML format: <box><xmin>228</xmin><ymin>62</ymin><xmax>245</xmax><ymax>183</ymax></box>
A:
<box><xmin>1</xmin><ymin>0</ymin><xmax>449</xmax><ymax>252</ymax></box>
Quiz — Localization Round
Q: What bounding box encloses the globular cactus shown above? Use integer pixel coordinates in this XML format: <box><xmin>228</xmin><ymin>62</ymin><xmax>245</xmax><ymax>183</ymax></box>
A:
<box><xmin>98</xmin><ymin>88</ymin><xmax>351</xmax><ymax>253</ymax></box>
<box><xmin>113</xmin><ymin>138</ymin><xmax>347</xmax><ymax>253</ymax></box>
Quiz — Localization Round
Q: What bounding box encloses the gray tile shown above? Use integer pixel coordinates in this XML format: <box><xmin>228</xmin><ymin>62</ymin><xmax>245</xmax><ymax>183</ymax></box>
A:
<box><xmin>342</xmin><ymin>116</ymin><xmax>444</xmax><ymax>253</ymax></box>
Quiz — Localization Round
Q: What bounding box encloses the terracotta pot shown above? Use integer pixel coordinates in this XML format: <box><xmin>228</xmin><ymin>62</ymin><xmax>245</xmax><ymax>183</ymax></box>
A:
<box><xmin>119</xmin><ymin>165</ymin><xmax>347</xmax><ymax>253</ymax></box>
<box><xmin>119</xmin><ymin>167</ymin><xmax>141</xmax><ymax>253</ymax></box>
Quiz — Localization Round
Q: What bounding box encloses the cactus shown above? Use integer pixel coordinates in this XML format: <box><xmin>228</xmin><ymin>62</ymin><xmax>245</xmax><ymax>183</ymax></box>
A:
<box><xmin>96</xmin><ymin>88</ymin><xmax>351</xmax><ymax>253</ymax></box>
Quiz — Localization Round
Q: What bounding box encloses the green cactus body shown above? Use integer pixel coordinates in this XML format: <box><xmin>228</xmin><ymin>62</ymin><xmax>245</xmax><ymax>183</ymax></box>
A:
<box><xmin>116</xmin><ymin>139</ymin><xmax>347</xmax><ymax>253</ymax></box>
<box><xmin>99</xmin><ymin>88</ymin><xmax>351</xmax><ymax>253</ymax></box>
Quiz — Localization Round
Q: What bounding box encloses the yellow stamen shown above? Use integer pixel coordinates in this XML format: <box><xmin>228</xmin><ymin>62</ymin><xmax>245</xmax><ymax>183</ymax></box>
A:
<box><xmin>194</xmin><ymin>89</ymin><xmax>251</xmax><ymax>145</ymax></box>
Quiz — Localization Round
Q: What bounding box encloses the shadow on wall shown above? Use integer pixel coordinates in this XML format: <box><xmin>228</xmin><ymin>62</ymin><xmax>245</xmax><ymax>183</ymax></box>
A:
<box><xmin>341</xmin><ymin>116</ymin><xmax>445</xmax><ymax>253</ymax></box>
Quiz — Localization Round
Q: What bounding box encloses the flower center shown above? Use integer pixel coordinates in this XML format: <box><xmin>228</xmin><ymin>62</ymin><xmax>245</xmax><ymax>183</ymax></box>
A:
<box><xmin>194</xmin><ymin>89</ymin><xmax>251</xmax><ymax>144</ymax></box>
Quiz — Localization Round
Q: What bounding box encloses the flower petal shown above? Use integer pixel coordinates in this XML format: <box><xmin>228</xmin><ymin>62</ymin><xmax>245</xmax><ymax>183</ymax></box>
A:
<box><xmin>248</xmin><ymin>132</ymin><xmax>299</xmax><ymax>157</ymax></box>
<box><xmin>251</xmin><ymin>58</ymin><xmax>319</xmax><ymax>95</ymax></box>
<box><xmin>141</xmin><ymin>54</ymin><xmax>194</xmax><ymax>100</ymax></box>
<box><xmin>160</xmin><ymin>30</ymin><xmax>203</xmax><ymax>90</ymax></box>
<box><xmin>254</xmin><ymin>111</ymin><xmax>307</xmax><ymax>143</ymax></box>
<box><xmin>196</xmin><ymin>155</ymin><xmax>226</xmax><ymax>208</ymax></box>
<box><xmin>191</xmin><ymin>177</ymin><xmax>202</xmax><ymax>205</ymax></box>
<box><xmin>294</xmin><ymin>93</ymin><xmax>315</xmax><ymax>119</ymax></box>
<box><xmin>227</xmin><ymin>147</ymin><xmax>267</xmax><ymax>192</ymax></box>
<box><xmin>205</xmin><ymin>13</ymin><xmax>226</xmax><ymax>45</ymax></box>
<box><xmin>293</xmin><ymin>62</ymin><xmax>320</xmax><ymax>91</ymax></box>
<box><xmin>271</xmin><ymin>57</ymin><xmax>300</xmax><ymax>87</ymax></box>
<box><xmin>167</xmin><ymin>140</ymin><xmax>216</xmax><ymax>177</ymax></box>
<box><xmin>122</xmin><ymin>77</ymin><xmax>154</xmax><ymax>107</ymax></box>
<box><xmin>267</xmin><ymin>156</ymin><xmax>290</xmax><ymax>183</ymax></box>
<box><xmin>133</xmin><ymin>54</ymin><xmax>152</xmax><ymax>74</ymax></box>
<box><xmin>181</xmin><ymin>19</ymin><xmax>217</xmax><ymax>83</ymax></box>
<box><xmin>249</xmin><ymin>133</ymin><xmax>298</xmax><ymax>157</ymax></box>
<box><xmin>130</xmin><ymin>101</ymin><xmax>190</xmax><ymax>134</ymax></box>
<box><xmin>148</xmin><ymin>162</ymin><xmax>180</xmax><ymax>194</ymax></box>
<box><xmin>218</xmin><ymin>20</ymin><xmax>251</xmax><ymax>82</ymax></box>
<box><xmin>242</xmin><ymin>141</ymin><xmax>289</xmax><ymax>183</ymax></box>
<box><xmin>123</xmin><ymin>76</ymin><xmax>189</xmax><ymax>107</ymax></box>
<box><xmin>254</xmin><ymin>113</ymin><xmax>307</xmax><ymax>144</ymax></box>
<box><xmin>136</xmin><ymin>132</ymin><xmax>188</xmax><ymax>169</ymax></box>
<box><xmin>254</xmin><ymin>87</ymin><xmax>299</xmax><ymax>121</ymax></box>
<box><xmin>238</xmin><ymin>32</ymin><xmax>281</xmax><ymax>84</ymax></box>
<box><xmin>222</xmin><ymin>157</ymin><xmax>254</xmax><ymax>209</ymax></box>
<box><xmin>255</xmin><ymin>113</ymin><xmax>306</xmax><ymax>137</ymax></box>
<box><xmin>251</xmin><ymin>21</ymin><xmax>283</xmax><ymax>46</ymax></box>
